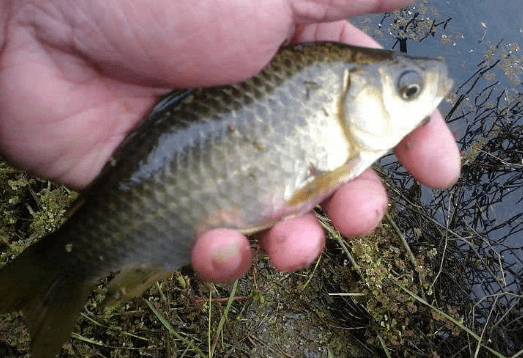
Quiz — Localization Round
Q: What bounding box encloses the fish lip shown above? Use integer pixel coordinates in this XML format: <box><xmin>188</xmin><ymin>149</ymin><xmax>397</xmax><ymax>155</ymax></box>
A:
<box><xmin>438</xmin><ymin>77</ymin><xmax>454</xmax><ymax>97</ymax></box>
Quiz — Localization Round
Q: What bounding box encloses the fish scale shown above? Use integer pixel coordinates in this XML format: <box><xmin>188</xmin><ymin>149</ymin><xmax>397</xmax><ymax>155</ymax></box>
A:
<box><xmin>0</xmin><ymin>41</ymin><xmax>453</xmax><ymax>358</ymax></box>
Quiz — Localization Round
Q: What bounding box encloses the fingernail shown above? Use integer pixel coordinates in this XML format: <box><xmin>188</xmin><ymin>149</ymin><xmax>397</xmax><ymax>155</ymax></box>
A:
<box><xmin>211</xmin><ymin>242</ymin><xmax>241</xmax><ymax>272</ymax></box>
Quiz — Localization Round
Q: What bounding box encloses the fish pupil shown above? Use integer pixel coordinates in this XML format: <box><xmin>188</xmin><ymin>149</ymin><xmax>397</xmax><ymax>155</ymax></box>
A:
<box><xmin>401</xmin><ymin>84</ymin><xmax>421</xmax><ymax>99</ymax></box>
<box><xmin>397</xmin><ymin>70</ymin><xmax>423</xmax><ymax>100</ymax></box>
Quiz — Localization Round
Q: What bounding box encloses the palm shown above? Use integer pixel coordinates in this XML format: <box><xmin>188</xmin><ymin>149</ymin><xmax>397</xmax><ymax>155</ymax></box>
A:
<box><xmin>0</xmin><ymin>0</ymin><xmax>416</xmax><ymax>188</ymax></box>
<box><xmin>0</xmin><ymin>1</ymin><xmax>279</xmax><ymax>187</ymax></box>
<box><xmin>0</xmin><ymin>0</ymin><xmax>459</xmax><ymax>280</ymax></box>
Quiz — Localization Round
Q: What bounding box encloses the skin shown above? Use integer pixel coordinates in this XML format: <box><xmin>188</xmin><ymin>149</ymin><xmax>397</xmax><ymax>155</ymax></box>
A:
<box><xmin>0</xmin><ymin>0</ymin><xmax>460</xmax><ymax>282</ymax></box>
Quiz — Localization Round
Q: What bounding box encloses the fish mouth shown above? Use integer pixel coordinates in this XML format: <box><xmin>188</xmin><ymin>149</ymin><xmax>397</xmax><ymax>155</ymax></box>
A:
<box><xmin>438</xmin><ymin>77</ymin><xmax>454</xmax><ymax>97</ymax></box>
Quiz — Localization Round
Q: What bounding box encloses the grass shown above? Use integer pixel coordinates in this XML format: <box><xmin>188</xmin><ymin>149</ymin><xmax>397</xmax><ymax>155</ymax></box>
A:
<box><xmin>0</xmin><ymin>157</ymin><xmax>520</xmax><ymax>358</ymax></box>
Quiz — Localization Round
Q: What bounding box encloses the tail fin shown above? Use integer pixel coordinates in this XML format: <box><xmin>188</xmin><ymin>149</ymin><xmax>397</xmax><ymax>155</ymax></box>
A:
<box><xmin>0</xmin><ymin>240</ymin><xmax>95</xmax><ymax>358</ymax></box>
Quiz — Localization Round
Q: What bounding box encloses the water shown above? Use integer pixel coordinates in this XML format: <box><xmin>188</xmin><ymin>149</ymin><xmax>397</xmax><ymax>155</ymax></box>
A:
<box><xmin>353</xmin><ymin>1</ymin><xmax>523</xmax><ymax>354</ymax></box>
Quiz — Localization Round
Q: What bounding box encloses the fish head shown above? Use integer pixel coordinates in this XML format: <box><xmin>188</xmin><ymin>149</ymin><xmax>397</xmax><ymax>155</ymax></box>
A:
<box><xmin>344</xmin><ymin>54</ymin><xmax>454</xmax><ymax>152</ymax></box>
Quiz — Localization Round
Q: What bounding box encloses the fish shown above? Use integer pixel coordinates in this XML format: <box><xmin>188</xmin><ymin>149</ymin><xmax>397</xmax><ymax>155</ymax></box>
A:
<box><xmin>0</xmin><ymin>42</ymin><xmax>453</xmax><ymax>358</ymax></box>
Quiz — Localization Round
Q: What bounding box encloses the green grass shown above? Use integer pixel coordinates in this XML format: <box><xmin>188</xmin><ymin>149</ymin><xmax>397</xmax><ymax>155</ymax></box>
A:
<box><xmin>0</xmin><ymin>159</ymin><xmax>516</xmax><ymax>358</ymax></box>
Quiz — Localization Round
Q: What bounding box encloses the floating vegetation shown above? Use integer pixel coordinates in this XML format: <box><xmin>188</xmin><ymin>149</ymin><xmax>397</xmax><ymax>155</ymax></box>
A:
<box><xmin>373</xmin><ymin>41</ymin><xmax>523</xmax><ymax>356</ymax></box>
<box><xmin>354</xmin><ymin>3</ymin><xmax>523</xmax><ymax>355</ymax></box>
<box><xmin>357</xmin><ymin>0</ymin><xmax>453</xmax><ymax>53</ymax></box>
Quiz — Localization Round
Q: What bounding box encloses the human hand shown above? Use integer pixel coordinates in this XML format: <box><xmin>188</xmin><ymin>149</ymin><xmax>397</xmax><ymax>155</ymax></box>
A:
<box><xmin>0</xmin><ymin>0</ymin><xmax>460</xmax><ymax>282</ymax></box>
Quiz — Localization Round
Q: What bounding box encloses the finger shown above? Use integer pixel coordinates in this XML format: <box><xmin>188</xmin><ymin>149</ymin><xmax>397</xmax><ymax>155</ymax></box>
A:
<box><xmin>395</xmin><ymin>110</ymin><xmax>461</xmax><ymax>189</ymax></box>
<box><xmin>191</xmin><ymin>228</ymin><xmax>252</xmax><ymax>282</ymax></box>
<box><xmin>53</xmin><ymin>2</ymin><xmax>409</xmax><ymax>88</ymax></box>
<box><xmin>259</xmin><ymin>212</ymin><xmax>325</xmax><ymax>272</ymax></box>
<box><xmin>291</xmin><ymin>0</ymin><xmax>411</xmax><ymax>24</ymax></box>
<box><xmin>321</xmin><ymin>168</ymin><xmax>388</xmax><ymax>237</ymax></box>
<box><xmin>293</xmin><ymin>20</ymin><xmax>382</xmax><ymax>48</ymax></box>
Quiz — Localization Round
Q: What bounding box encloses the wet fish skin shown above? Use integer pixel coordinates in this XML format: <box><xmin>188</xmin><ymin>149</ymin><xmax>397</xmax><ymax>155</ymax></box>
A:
<box><xmin>0</xmin><ymin>42</ymin><xmax>453</xmax><ymax>358</ymax></box>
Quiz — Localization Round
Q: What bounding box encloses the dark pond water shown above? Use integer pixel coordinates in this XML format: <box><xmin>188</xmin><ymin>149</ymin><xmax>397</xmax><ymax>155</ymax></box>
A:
<box><xmin>353</xmin><ymin>0</ymin><xmax>523</xmax><ymax>353</ymax></box>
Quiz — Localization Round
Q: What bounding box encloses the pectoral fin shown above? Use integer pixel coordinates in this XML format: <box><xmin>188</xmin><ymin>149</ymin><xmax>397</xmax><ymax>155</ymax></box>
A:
<box><xmin>103</xmin><ymin>265</ymin><xmax>172</xmax><ymax>307</ymax></box>
<box><xmin>286</xmin><ymin>159</ymin><xmax>360</xmax><ymax>208</ymax></box>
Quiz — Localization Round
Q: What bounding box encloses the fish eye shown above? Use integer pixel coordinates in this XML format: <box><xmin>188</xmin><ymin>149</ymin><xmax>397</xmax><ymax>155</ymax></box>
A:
<box><xmin>397</xmin><ymin>70</ymin><xmax>423</xmax><ymax>100</ymax></box>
